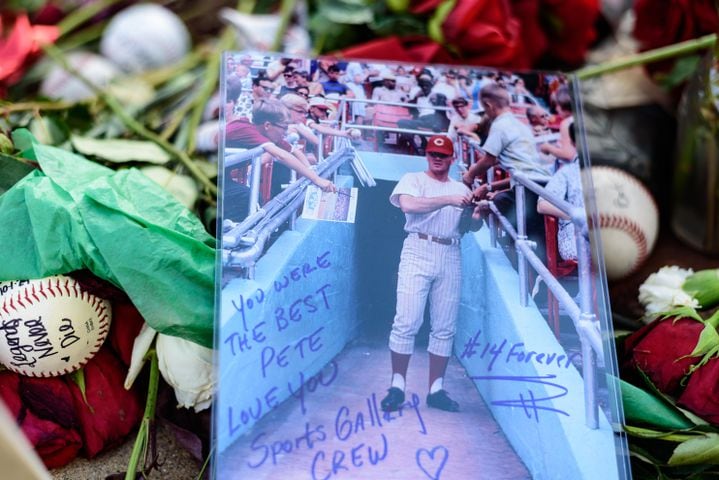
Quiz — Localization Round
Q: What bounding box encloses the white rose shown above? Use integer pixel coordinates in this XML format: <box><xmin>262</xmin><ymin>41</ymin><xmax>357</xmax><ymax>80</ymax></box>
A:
<box><xmin>638</xmin><ymin>266</ymin><xmax>699</xmax><ymax>317</ymax></box>
<box><xmin>125</xmin><ymin>323</ymin><xmax>215</xmax><ymax>412</ymax></box>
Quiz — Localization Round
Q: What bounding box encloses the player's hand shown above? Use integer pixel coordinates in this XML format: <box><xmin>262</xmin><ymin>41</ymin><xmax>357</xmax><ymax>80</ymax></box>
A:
<box><xmin>448</xmin><ymin>193</ymin><xmax>473</xmax><ymax>208</ymax></box>
<box><xmin>540</xmin><ymin>143</ymin><xmax>551</xmax><ymax>154</ymax></box>
<box><xmin>316</xmin><ymin>178</ymin><xmax>337</xmax><ymax>193</ymax></box>
<box><xmin>473</xmin><ymin>184</ymin><xmax>489</xmax><ymax>200</ymax></box>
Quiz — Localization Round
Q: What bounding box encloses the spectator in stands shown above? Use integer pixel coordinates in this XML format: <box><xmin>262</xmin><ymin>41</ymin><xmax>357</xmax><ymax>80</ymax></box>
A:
<box><xmin>537</xmin><ymin>121</ymin><xmax>585</xmax><ymax>261</ymax></box>
<box><xmin>447</xmin><ymin>96</ymin><xmax>482</xmax><ymax>143</ymax></box>
<box><xmin>224</xmin><ymin>98</ymin><xmax>336</xmax><ymax>222</ymax></box>
<box><xmin>232</xmin><ymin>72</ymin><xmax>275</xmax><ymax>121</ymax></box>
<box><xmin>397</xmin><ymin>93</ymin><xmax>450</xmax><ymax>153</ymax></box>
<box><xmin>294</xmin><ymin>69</ymin><xmax>324</xmax><ymax>96</ymax></box>
<box><xmin>526</xmin><ymin>106</ymin><xmax>552</xmax><ymax>136</ymax></box>
<box><xmin>463</xmin><ymin>83</ymin><xmax>550</xmax><ymax>259</ymax></box>
<box><xmin>304</xmin><ymin>96</ymin><xmax>357</xmax><ymax>156</ymax></box>
<box><xmin>540</xmin><ymin>85</ymin><xmax>575</xmax><ymax>162</ymax></box>
<box><xmin>295</xmin><ymin>85</ymin><xmax>310</xmax><ymax>99</ymax></box>
<box><xmin>372</xmin><ymin>70</ymin><xmax>407</xmax><ymax>103</ymax></box>
<box><xmin>432</xmin><ymin>69</ymin><xmax>462</xmax><ymax>103</ymax></box>
<box><xmin>280</xmin><ymin>93</ymin><xmax>320</xmax><ymax>163</ymax></box>
<box><xmin>322</xmin><ymin>64</ymin><xmax>353</xmax><ymax>97</ymax></box>
<box><xmin>344</xmin><ymin>61</ymin><xmax>371</xmax><ymax>124</ymax></box>
<box><xmin>278</xmin><ymin>66</ymin><xmax>299</xmax><ymax>97</ymax></box>
<box><xmin>526</xmin><ymin>105</ymin><xmax>557</xmax><ymax>169</ymax></box>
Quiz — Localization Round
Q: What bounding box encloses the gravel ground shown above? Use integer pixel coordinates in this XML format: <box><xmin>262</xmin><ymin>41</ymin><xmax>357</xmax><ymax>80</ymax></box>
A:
<box><xmin>51</xmin><ymin>422</ymin><xmax>202</xmax><ymax>480</ymax></box>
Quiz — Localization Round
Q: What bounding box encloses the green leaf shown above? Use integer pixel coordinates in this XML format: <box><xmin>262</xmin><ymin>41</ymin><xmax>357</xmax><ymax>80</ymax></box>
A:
<box><xmin>0</xmin><ymin>154</ymin><xmax>35</xmax><ymax>195</ymax></box>
<box><xmin>319</xmin><ymin>0</ymin><xmax>374</xmax><ymax>24</ymax></box>
<box><xmin>670</xmin><ymin>433</ymin><xmax>719</xmax><ymax>466</ymax></box>
<box><xmin>687</xmin><ymin>323</ymin><xmax>719</xmax><ymax>360</ymax></box>
<box><xmin>427</xmin><ymin>0</ymin><xmax>456</xmax><ymax>44</ymax></box>
<box><xmin>652</xmin><ymin>306</ymin><xmax>705</xmax><ymax>323</ymax></box>
<box><xmin>625</xmin><ymin>424</ymin><xmax>700</xmax><ymax>442</ymax></box>
<box><xmin>70</xmin><ymin>368</ymin><xmax>93</xmax><ymax>412</ymax></box>
<box><xmin>11</xmin><ymin>128</ymin><xmax>39</xmax><ymax>154</ymax></box>
<box><xmin>621</xmin><ymin>379</ymin><xmax>694</xmax><ymax>430</ymax></box>
<box><xmin>71</xmin><ymin>136</ymin><xmax>171</xmax><ymax>164</ymax></box>
<box><xmin>685</xmin><ymin>270</ymin><xmax>719</xmax><ymax>310</ymax></box>
<box><xmin>370</xmin><ymin>14</ymin><xmax>427</xmax><ymax>38</ymax></box>
<box><xmin>658</xmin><ymin>55</ymin><xmax>702</xmax><ymax>89</ymax></box>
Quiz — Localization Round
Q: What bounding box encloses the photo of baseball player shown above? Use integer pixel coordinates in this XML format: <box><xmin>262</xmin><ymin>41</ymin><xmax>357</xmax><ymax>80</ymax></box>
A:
<box><xmin>216</xmin><ymin>54</ymin><xmax>630</xmax><ymax>480</ymax></box>
<box><xmin>382</xmin><ymin>134</ymin><xmax>482</xmax><ymax>413</ymax></box>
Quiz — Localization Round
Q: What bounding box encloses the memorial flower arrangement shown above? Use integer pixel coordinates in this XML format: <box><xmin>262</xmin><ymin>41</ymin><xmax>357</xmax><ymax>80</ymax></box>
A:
<box><xmin>0</xmin><ymin>0</ymin><xmax>718</xmax><ymax>478</ymax></box>
<box><xmin>622</xmin><ymin>266</ymin><xmax>719</xmax><ymax>478</ymax></box>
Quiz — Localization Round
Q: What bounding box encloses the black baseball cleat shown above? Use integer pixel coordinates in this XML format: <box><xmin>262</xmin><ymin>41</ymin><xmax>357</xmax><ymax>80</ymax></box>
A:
<box><xmin>380</xmin><ymin>387</ymin><xmax>405</xmax><ymax>412</ymax></box>
<box><xmin>426</xmin><ymin>389</ymin><xmax>460</xmax><ymax>412</ymax></box>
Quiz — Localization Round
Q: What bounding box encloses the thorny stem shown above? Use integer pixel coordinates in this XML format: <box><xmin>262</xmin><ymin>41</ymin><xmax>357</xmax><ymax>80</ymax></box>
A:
<box><xmin>575</xmin><ymin>34</ymin><xmax>716</xmax><ymax>80</ymax></box>
<box><xmin>125</xmin><ymin>349</ymin><xmax>159</xmax><ymax>480</ymax></box>
<box><xmin>41</xmin><ymin>43</ymin><xmax>217</xmax><ymax>196</ymax></box>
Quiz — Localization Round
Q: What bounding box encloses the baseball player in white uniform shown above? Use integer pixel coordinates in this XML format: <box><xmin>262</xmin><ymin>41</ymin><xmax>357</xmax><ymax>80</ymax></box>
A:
<box><xmin>381</xmin><ymin>134</ymin><xmax>482</xmax><ymax>413</ymax></box>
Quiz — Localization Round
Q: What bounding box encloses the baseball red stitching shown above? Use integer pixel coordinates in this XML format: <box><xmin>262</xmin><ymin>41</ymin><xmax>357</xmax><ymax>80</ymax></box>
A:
<box><xmin>599</xmin><ymin>213</ymin><xmax>648</xmax><ymax>275</ymax></box>
<box><xmin>0</xmin><ymin>277</ymin><xmax>111</xmax><ymax>378</ymax></box>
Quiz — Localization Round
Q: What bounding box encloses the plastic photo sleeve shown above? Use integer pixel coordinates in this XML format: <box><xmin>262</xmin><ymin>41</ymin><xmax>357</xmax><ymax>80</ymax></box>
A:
<box><xmin>212</xmin><ymin>52</ymin><xmax>632</xmax><ymax>479</ymax></box>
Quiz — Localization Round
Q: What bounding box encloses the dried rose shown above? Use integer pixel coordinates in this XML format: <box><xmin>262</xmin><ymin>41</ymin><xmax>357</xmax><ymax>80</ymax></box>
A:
<box><xmin>0</xmin><ymin>371</ymin><xmax>82</xmax><ymax>469</ymax></box>
<box><xmin>68</xmin><ymin>347</ymin><xmax>143</xmax><ymax>458</ymax></box>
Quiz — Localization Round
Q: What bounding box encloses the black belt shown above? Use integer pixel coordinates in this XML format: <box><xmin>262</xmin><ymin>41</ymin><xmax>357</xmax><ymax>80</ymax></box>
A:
<box><xmin>415</xmin><ymin>232</ymin><xmax>459</xmax><ymax>246</ymax></box>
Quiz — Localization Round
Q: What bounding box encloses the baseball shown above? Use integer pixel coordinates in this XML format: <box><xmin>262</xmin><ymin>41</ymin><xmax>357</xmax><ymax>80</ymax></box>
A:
<box><xmin>100</xmin><ymin>4</ymin><xmax>191</xmax><ymax>73</ymax></box>
<box><xmin>0</xmin><ymin>275</ymin><xmax>111</xmax><ymax>377</ymax></box>
<box><xmin>348</xmin><ymin>128</ymin><xmax>362</xmax><ymax>139</ymax></box>
<box><xmin>591</xmin><ymin>166</ymin><xmax>659</xmax><ymax>281</ymax></box>
<box><xmin>40</xmin><ymin>51</ymin><xmax>120</xmax><ymax>102</ymax></box>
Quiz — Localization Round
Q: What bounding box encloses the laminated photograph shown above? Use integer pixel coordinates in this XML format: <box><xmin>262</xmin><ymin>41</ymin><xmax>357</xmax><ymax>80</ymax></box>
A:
<box><xmin>213</xmin><ymin>52</ymin><xmax>632</xmax><ymax>479</ymax></box>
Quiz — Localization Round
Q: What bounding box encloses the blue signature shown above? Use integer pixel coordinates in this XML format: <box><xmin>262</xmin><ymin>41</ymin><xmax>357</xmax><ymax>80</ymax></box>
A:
<box><xmin>469</xmin><ymin>374</ymin><xmax>569</xmax><ymax>421</ymax></box>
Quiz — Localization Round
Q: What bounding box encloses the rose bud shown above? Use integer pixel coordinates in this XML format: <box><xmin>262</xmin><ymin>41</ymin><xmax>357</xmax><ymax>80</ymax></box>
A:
<box><xmin>678</xmin><ymin>357</ymin><xmax>719</xmax><ymax>425</ymax></box>
<box><xmin>624</xmin><ymin>316</ymin><xmax>705</xmax><ymax>395</ymax></box>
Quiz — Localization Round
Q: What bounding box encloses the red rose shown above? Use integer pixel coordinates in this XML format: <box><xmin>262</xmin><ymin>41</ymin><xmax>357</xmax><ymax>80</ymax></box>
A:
<box><xmin>624</xmin><ymin>317</ymin><xmax>704</xmax><ymax>395</ymax></box>
<box><xmin>510</xmin><ymin>0</ymin><xmax>601</xmax><ymax>67</ymax></box>
<box><xmin>678</xmin><ymin>357</ymin><xmax>719</xmax><ymax>425</ymax></box>
<box><xmin>634</xmin><ymin>0</ymin><xmax>719</xmax><ymax>52</ymax></box>
<box><xmin>0</xmin><ymin>13</ymin><xmax>59</xmax><ymax>93</ymax></box>
<box><xmin>0</xmin><ymin>372</ymin><xmax>82</xmax><ymax>469</ymax></box>
<box><xmin>441</xmin><ymin>0</ymin><xmax>526</xmax><ymax>68</ymax></box>
<box><xmin>68</xmin><ymin>347</ymin><xmax>143</xmax><ymax>457</ymax></box>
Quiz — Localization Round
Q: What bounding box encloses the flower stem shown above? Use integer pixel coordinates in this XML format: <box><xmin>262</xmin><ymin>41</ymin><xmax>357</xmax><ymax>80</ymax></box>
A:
<box><xmin>41</xmin><ymin>43</ymin><xmax>217</xmax><ymax>196</ymax></box>
<box><xmin>125</xmin><ymin>349</ymin><xmax>159</xmax><ymax>480</ymax></box>
<box><xmin>271</xmin><ymin>0</ymin><xmax>297</xmax><ymax>52</ymax></box>
<box><xmin>56</xmin><ymin>0</ymin><xmax>123</xmax><ymax>37</ymax></box>
<box><xmin>575</xmin><ymin>34</ymin><xmax>717</xmax><ymax>80</ymax></box>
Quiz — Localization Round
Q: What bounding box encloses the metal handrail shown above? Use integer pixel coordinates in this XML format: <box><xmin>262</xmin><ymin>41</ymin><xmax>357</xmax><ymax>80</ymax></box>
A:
<box><xmin>223</xmin><ymin>148</ymin><xmax>357</xmax><ymax>277</ymax></box>
<box><xmin>483</xmin><ymin>167</ymin><xmax>602</xmax><ymax>429</ymax></box>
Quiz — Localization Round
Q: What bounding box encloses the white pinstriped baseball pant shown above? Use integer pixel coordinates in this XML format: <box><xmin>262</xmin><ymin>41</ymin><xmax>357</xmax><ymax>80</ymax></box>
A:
<box><xmin>389</xmin><ymin>233</ymin><xmax>461</xmax><ymax>357</ymax></box>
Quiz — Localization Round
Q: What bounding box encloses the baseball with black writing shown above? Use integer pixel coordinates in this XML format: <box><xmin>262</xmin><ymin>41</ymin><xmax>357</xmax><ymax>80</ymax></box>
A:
<box><xmin>591</xmin><ymin>166</ymin><xmax>659</xmax><ymax>281</ymax></box>
<box><xmin>0</xmin><ymin>275</ymin><xmax>111</xmax><ymax>377</ymax></box>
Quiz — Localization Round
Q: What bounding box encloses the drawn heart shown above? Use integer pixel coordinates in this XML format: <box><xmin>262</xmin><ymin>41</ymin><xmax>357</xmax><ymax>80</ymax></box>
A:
<box><xmin>416</xmin><ymin>445</ymin><xmax>449</xmax><ymax>480</ymax></box>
